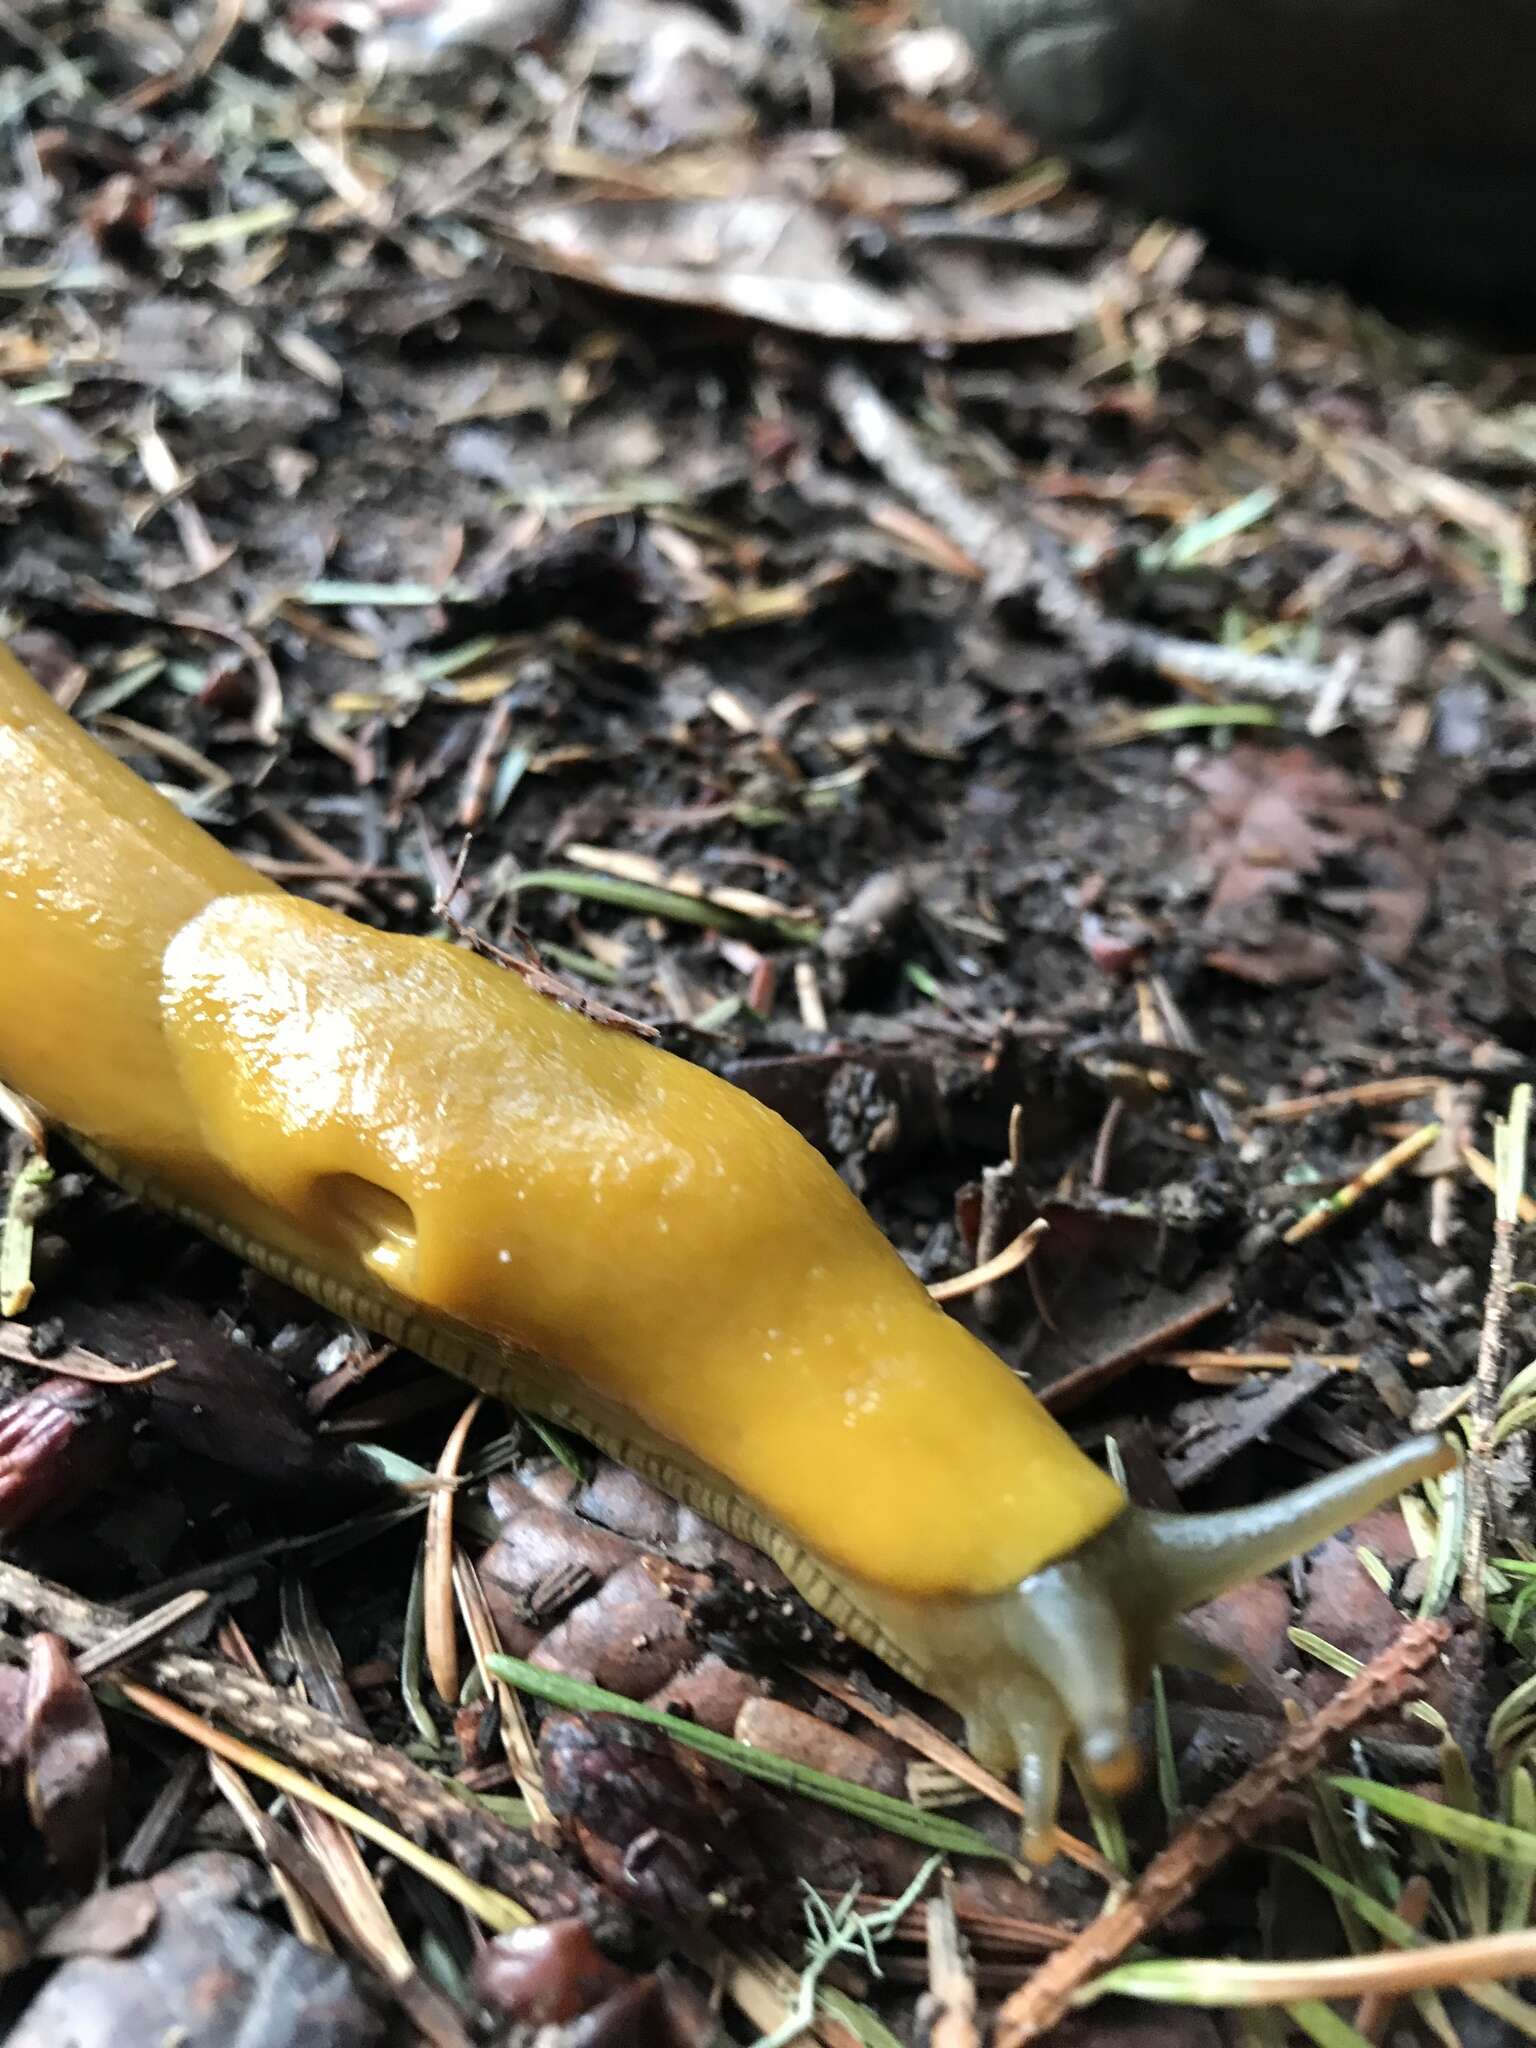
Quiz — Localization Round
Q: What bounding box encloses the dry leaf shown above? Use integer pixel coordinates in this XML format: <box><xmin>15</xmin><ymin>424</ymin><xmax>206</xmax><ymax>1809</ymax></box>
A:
<box><xmin>1188</xmin><ymin>744</ymin><xmax>1434</xmax><ymax>986</ymax></box>
<box><xmin>501</xmin><ymin>195</ymin><xmax>1097</xmax><ymax>343</ymax></box>
<box><xmin>24</xmin><ymin>1635</ymin><xmax>110</xmax><ymax>1889</ymax></box>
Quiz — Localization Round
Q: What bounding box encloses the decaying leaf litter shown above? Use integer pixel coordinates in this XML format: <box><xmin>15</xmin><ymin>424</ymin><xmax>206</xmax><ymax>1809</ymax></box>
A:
<box><xmin>2</xmin><ymin>0</ymin><xmax>1536</xmax><ymax>2040</ymax></box>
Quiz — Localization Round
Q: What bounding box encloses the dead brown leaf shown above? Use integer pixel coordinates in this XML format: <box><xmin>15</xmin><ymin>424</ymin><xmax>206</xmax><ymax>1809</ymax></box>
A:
<box><xmin>1188</xmin><ymin>744</ymin><xmax>1434</xmax><ymax>986</ymax></box>
<box><xmin>24</xmin><ymin>1635</ymin><xmax>110</xmax><ymax>1889</ymax></box>
<box><xmin>499</xmin><ymin>195</ymin><xmax>1098</xmax><ymax>343</ymax></box>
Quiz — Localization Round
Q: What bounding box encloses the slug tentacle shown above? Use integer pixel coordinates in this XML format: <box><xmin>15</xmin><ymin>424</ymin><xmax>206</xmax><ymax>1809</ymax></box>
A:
<box><xmin>1101</xmin><ymin>1430</ymin><xmax>1460</xmax><ymax>1618</ymax></box>
<box><xmin>1011</xmin><ymin>1691</ymin><xmax>1067</xmax><ymax>1865</ymax></box>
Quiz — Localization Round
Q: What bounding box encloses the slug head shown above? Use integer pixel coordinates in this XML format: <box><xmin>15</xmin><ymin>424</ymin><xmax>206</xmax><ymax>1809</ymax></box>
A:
<box><xmin>856</xmin><ymin>1430</ymin><xmax>1456</xmax><ymax>1860</ymax></box>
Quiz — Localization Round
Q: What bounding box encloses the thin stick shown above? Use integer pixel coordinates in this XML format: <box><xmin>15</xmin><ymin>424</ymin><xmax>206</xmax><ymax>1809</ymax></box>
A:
<box><xmin>119</xmin><ymin>1680</ymin><xmax>531</xmax><ymax>1931</ymax></box>
<box><xmin>1248</xmin><ymin>1078</ymin><xmax>1441</xmax><ymax>1122</ymax></box>
<box><xmin>210</xmin><ymin>1754</ymin><xmax>331</xmax><ymax>1952</ymax></box>
<box><xmin>1354</xmin><ymin>1872</ymin><xmax>1430</xmax><ymax>2042</ymax></box>
<box><xmin>452</xmin><ymin>1550</ymin><xmax>558</xmax><ymax>1839</ymax></box>
<box><xmin>928</xmin><ymin>1220</ymin><xmax>1048</xmax><ymax>1303</ymax></box>
<box><xmin>74</xmin><ymin>1592</ymin><xmax>211</xmax><ymax>1680</ymax></box>
<box><xmin>1282</xmin><ymin>1123</ymin><xmax>1441</xmax><ymax>1245</ymax></box>
<box><xmin>1461</xmin><ymin>1084</ymin><xmax>1532</xmax><ymax>1617</ymax></box>
<box><xmin>1153</xmin><ymin>1351</ymin><xmax>1361</xmax><ymax>1375</ymax></box>
<box><xmin>972</xmin><ymin>1152</ymin><xmax>1018</xmax><ymax>1330</ymax></box>
<box><xmin>990</xmin><ymin>1619</ymin><xmax>1448</xmax><ymax>2045</ymax></box>
<box><xmin>0</xmin><ymin>1557</ymin><xmax>599</xmax><ymax>1919</ymax></box>
<box><xmin>425</xmin><ymin>1395</ymin><xmax>481</xmax><ymax>1702</ymax></box>
<box><xmin>925</xmin><ymin>1881</ymin><xmax>981</xmax><ymax>2048</ymax></box>
<box><xmin>1146</xmin><ymin>974</ymin><xmax>1235</xmax><ymax>1145</ymax></box>
<box><xmin>823</xmin><ymin>363</ymin><xmax>1348</xmax><ymax>705</ymax></box>
<box><xmin>110</xmin><ymin>0</ymin><xmax>245</xmax><ymax>113</ymax></box>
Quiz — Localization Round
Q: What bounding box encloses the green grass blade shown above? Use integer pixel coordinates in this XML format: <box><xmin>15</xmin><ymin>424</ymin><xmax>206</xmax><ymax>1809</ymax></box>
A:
<box><xmin>1490</xmin><ymin>1668</ymin><xmax>1536</xmax><ymax>1769</ymax></box>
<box><xmin>1088</xmin><ymin>1933</ymin><xmax>1536</xmax><ymax>2010</ymax></box>
<box><xmin>488</xmin><ymin>1653</ymin><xmax>1013</xmax><ymax>1864</ymax></box>
<box><xmin>510</xmin><ymin>870</ymin><xmax>819</xmax><ymax>944</ymax></box>
<box><xmin>1272</xmin><ymin>1848</ymin><xmax>1474</xmax><ymax>2045</ymax></box>
<box><xmin>1283</xmin><ymin>2002</ymin><xmax>1373</xmax><ymax>2048</ymax></box>
<box><xmin>1503</xmin><ymin>1768</ymin><xmax>1536</xmax><ymax>1933</ymax></box>
<box><xmin>1332</xmin><ymin>1776</ymin><xmax>1536</xmax><ymax>1865</ymax></box>
<box><xmin>1417</xmin><ymin>1459</ymin><xmax>1467</xmax><ymax>1619</ymax></box>
<box><xmin>1440</xmin><ymin>1738</ymin><xmax>1491</xmax><ymax>1935</ymax></box>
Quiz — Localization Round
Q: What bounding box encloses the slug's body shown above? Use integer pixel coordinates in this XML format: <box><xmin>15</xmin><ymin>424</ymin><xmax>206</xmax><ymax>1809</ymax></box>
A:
<box><xmin>0</xmin><ymin>651</ymin><xmax>1452</xmax><ymax>1853</ymax></box>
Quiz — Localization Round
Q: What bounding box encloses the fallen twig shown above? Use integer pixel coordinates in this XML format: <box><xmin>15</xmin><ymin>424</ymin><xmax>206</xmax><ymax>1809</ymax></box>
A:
<box><xmin>1248</xmin><ymin>1077</ymin><xmax>1441</xmax><ymax>1123</ymax></box>
<box><xmin>109</xmin><ymin>0</ymin><xmax>245</xmax><ymax>112</ymax></box>
<box><xmin>425</xmin><ymin>1395</ymin><xmax>481</xmax><ymax>1702</ymax></box>
<box><xmin>925</xmin><ymin>1881</ymin><xmax>981</xmax><ymax>2048</ymax></box>
<box><xmin>1463</xmin><ymin>1139</ymin><xmax>1536</xmax><ymax>1225</ymax></box>
<box><xmin>1461</xmin><ymin>1084</ymin><xmax>1532</xmax><ymax>1616</ymax></box>
<box><xmin>1355</xmin><ymin>1872</ymin><xmax>1431</xmax><ymax>2043</ymax></box>
<box><xmin>824</xmin><ymin>362</ymin><xmax>1352</xmax><ymax>707</ymax></box>
<box><xmin>990</xmin><ymin>1618</ymin><xmax>1449</xmax><ymax>2045</ymax></box>
<box><xmin>1152</xmin><ymin>1350</ymin><xmax>1361</xmax><ymax>1377</ymax></box>
<box><xmin>1281</xmin><ymin>1121</ymin><xmax>1441</xmax><ymax>1245</ymax></box>
<box><xmin>119</xmin><ymin>1680</ymin><xmax>530</xmax><ymax>1933</ymax></box>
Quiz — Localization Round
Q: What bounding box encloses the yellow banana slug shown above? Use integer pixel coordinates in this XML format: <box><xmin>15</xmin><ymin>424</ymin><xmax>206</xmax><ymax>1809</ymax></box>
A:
<box><xmin>0</xmin><ymin>647</ymin><xmax>1453</xmax><ymax>1855</ymax></box>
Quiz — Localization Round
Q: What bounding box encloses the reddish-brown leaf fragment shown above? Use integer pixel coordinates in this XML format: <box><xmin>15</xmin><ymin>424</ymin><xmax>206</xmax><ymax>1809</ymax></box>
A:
<box><xmin>24</xmin><ymin>1633</ymin><xmax>111</xmax><ymax>1888</ymax></box>
<box><xmin>1186</xmin><ymin>745</ymin><xmax>1433</xmax><ymax>986</ymax></box>
<box><xmin>563</xmin><ymin>1974</ymin><xmax>694</xmax><ymax>2048</ymax></box>
<box><xmin>733</xmin><ymin>1697</ymin><xmax>906</xmax><ymax>1798</ymax></box>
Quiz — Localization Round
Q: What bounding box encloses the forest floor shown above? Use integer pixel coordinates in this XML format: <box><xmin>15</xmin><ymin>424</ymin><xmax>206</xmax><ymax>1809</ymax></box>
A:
<box><xmin>2</xmin><ymin>3</ymin><xmax>1536</xmax><ymax>2043</ymax></box>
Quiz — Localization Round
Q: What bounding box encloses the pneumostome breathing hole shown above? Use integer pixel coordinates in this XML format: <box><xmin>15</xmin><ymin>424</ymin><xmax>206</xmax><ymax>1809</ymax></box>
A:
<box><xmin>316</xmin><ymin>1173</ymin><xmax>418</xmax><ymax>1282</ymax></box>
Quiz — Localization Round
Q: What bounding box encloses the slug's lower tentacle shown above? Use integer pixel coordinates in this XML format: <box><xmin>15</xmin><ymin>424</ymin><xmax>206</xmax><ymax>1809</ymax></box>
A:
<box><xmin>1012</xmin><ymin>1691</ymin><xmax>1068</xmax><ymax>1865</ymax></box>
